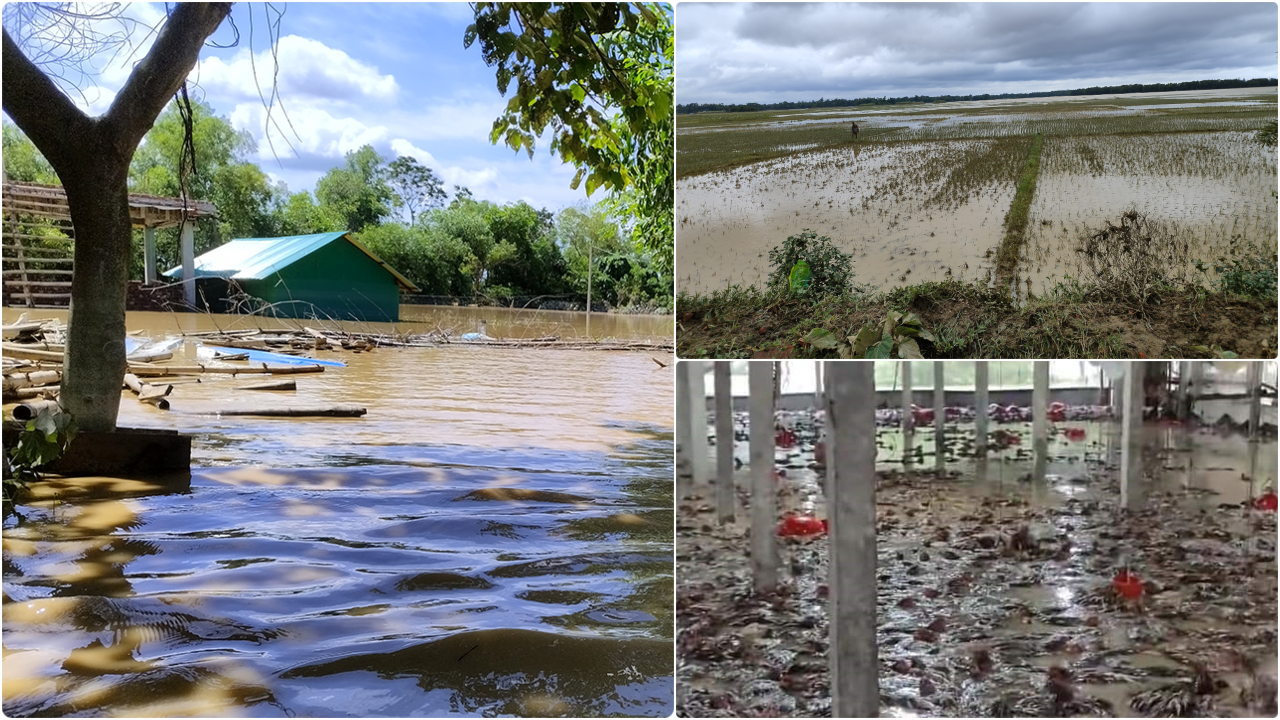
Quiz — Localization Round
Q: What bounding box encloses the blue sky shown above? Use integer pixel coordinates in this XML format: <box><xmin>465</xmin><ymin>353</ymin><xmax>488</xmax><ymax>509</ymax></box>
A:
<box><xmin>40</xmin><ymin>3</ymin><xmax>585</xmax><ymax>212</ymax></box>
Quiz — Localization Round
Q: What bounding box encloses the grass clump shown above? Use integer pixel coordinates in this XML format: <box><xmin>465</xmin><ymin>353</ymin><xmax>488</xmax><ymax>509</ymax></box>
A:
<box><xmin>766</xmin><ymin>229</ymin><xmax>856</xmax><ymax>296</ymax></box>
<box><xmin>1074</xmin><ymin>209</ymin><xmax>1194</xmax><ymax>306</ymax></box>
<box><xmin>1198</xmin><ymin>239</ymin><xmax>1278</xmax><ymax>300</ymax></box>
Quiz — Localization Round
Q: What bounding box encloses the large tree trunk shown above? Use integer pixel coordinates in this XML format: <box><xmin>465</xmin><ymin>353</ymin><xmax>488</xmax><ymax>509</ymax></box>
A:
<box><xmin>2</xmin><ymin>4</ymin><xmax>231</xmax><ymax>432</ymax></box>
<box><xmin>60</xmin><ymin>142</ymin><xmax>133</xmax><ymax>431</ymax></box>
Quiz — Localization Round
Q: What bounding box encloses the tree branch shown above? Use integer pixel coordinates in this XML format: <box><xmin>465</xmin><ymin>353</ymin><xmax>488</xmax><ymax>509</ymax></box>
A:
<box><xmin>1</xmin><ymin>28</ymin><xmax>92</xmax><ymax>173</ymax></box>
<box><xmin>102</xmin><ymin>2</ymin><xmax>232</xmax><ymax>157</ymax></box>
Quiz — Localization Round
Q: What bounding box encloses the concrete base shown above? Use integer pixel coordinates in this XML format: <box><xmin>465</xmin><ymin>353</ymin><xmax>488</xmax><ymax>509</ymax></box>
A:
<box><xmin>48</xmin><ymin>427</ymin><xmax>191</xmax><ymax>478</ymax></box>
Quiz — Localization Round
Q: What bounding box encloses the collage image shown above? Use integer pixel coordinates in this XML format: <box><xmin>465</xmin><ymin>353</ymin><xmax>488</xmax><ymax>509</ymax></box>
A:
<box><xmin>0</xmin><ymin>1</ymin><xmax>1275</xmax><ymax>719</ymax></box>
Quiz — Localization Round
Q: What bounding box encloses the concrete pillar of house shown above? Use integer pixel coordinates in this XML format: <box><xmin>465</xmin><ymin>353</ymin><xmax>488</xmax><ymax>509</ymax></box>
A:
<box><xmin>714</xmin><ymin>361</ymin><xmax>735</xmax><ymax>524</ymax></box>
<box><xmin>1032</xmin><ymin>360</ymin><xmax>1050</xmax><ymax>462</ymax></box>
<box><xmin>1120</xmin><ymin>361</ymin><xmax>1145</xmax><ymax>510</ymax></box>
<box><xmin>687</xmin><ymin>361</ymin><xmax>710</xmax><ymax>488</ymax></box>
<box><xmin>180</xmin><ymin>220</ymin><xmax>196</xmax><ymax>306</ymax></box>
<box><xmin>827</xmin><ymin>361</ymin><xmax>878</xmax><ymax>719</ymax></box>
<box><xmin>1248</xmin><ymin>362</ymin><xmax>1262</xmax><ymax>442</ymax></box>
<box><xmin>933</xmin><ymin>361</ymin><xmax>945</xmax><ymax>471</ymax></box>
<box><xmin>144</xmin><ymin>226</ymin><xmax>158</xmax><ymax>284</ymax></box>
<box><xmin>901</xmin><ymin>362</ymin><xmax>913</xmax><ymax>467</ymax></box>
<box><xmin>749</xmin><ymin>361</ymin><xmax>778</xmax><ymax>594</ymax></box>
<box><xmin>676</xmin><ymin>361</ymin><xmax>692</xmax><ymax>500</ymax></box>
<box><xmin>974</xmin><ymin>361</ymin><xmax>989</xmax><ymax>455</ymax></box>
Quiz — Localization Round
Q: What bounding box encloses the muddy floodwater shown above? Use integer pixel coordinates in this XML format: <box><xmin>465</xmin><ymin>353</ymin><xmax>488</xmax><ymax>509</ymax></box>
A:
<box><xmin>677</xmin><ymin>411</ymin><xmax>1277</xmax><ymax>717</ymax></box>
<box><xmin>3</xmin><ymin>308</ymin><xmax>675</xmax><ymax>717</ymax></box>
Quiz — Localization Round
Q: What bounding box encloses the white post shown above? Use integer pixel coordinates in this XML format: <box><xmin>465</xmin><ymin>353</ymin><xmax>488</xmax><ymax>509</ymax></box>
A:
<box><xmin>1248</xmin><ymin>362</ymin><xmax>1262</xmax><ymax>442</ymax></box>
<box><xmin>180</xmin><ymin>220</ymin><xmax>196</xmax><ymax>307</ymax></box>
<box><xmin>144</xmin><ymin>226</ymin><xmax>157</xmax><ymax>284</ymax></box>
<box><xmin>974</xmin><ymin>361</ymin><xmax>989</xmax><ymax>455</ymax></box>
<box><xmin>827</xmin><ymin>361</ymin><xmax>878</xmax><ymax>718</ymax></box>
<box><xmin>901</xmin><ymin>361</ymin><xmax>913</xmax><ymax>467</ymax></box>
<box><xmin>687</xmin><ymin>361</ymin><xmax>710</xmax><ymax>488</ymax></box>
<box><xmin>749</xmin><ymin>361</ymin><xmax>778</xmax><ymax>594</ymax></box>
<box><xmin>1120</xmin><ymin>362</ymin><xmax>1144</xmax><ymax>510</ymax></box>
<box><xmin>714</xmin><ymin>361</ymin><xmax>735</xmax><ymax>524</ymax></box>
<box><xmin>933</xmin><ymin>361</ymin><xmax>945</xmax><ymax>470</ymax></box>
<box><xmin>586</xmin><ymin>242</ymin><xmax>592</xmax><ymax>338</ymax></box>
<box><xmin>676</xmin><ymin>361</ymin><xmax>692</xmax><ymax>501</ymax></box>
<box><xmin>1032</xmin><ymin>361</ymin><xmax>1050</xmax><ymax>482</ymax></box>
<box><xmin>1177</xmin><ymin>360</ymin><xmax>1192</xmax><ymax>420</ymax></box>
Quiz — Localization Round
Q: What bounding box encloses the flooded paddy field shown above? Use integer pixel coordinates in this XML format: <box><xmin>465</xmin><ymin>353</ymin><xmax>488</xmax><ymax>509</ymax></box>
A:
<box><xmin>677</xmin><ymin>410</ymin><xmax>1277</xmax><ymax>717</ymax></box>
<box><xmin>3</xmin><ymin>308</ymin><xmax>675</xmax><ymax>717</ymax></box>
<box><xmin>676</xmin><ymin>88</ymin><xmax>1277</xmax><ymax>297</ymax></box>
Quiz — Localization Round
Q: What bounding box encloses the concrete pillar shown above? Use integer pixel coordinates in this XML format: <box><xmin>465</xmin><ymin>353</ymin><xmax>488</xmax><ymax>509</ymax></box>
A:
<box><xmin>714</xmin><ymin>361</ymin><xmax>735</xmax><ymax>524</ymax></box>
<box><xmin>1176</xmin><ymin>361</ymin><xmax>1192</xmax><ymax>420</ymax></box>
<box><xmin>1120</xmin><ymin>362</ymin><xmax>1144</xmax><ymax>510</ymax></box>
<box><xmin>1248</xmin><ymin>362</ymin><xmax>1262</xmax><ymax>442</ymax></box>
<box><xmin>827</xmin><ymin>361</ymin><xmax>878</xmax><ymax>718</ymax></box>
<box><xmin>143</xmin><ymin>226</ymin><xmax>157</xmax><ymax>284</ymax></box>
<box><xmin>1032</xmin><ymin>361</ymin><xmax>1049</xmax><ymax>459</ymax></box>
<box><xmin>180</xmin><ymin>220</ymin><xmax>196</xmax><ymax>307</ymax></box>
<box><xmin>974</xmin><ymin>361</ymin><xmax>989</xmax><ymax>454</ymax></box>
<box><xmin>814</xmin><ymin>361</ymin><xmax>825</xmax><ymax>410</ymax></box>
<box><xmin>675</xmin><ymin>362</ymin><xmax>692</xmax><ymax>500</ymax></box>
<box><xmin>686</xmin><ymin>361</ymin><xmax>710</xmax><ymax>488</ymax></box>
<box><xmin>901</xmin><ymin>361</ymin><xmax>913</xmax><ymax>467</ymax></box>
<box><xmin>933</xmin><ymin>362</ymin><xmax>945</xmax><ymax>470</ymax></box>
<box><xmin>749</xmin><ymin>361</ymin><xmax>778</xmax><ymax>594</ymax></box>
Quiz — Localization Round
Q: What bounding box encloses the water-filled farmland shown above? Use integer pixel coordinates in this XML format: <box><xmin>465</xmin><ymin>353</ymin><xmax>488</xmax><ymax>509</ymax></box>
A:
<box><xmin>676</xmin><ymin>88</ymin><xmax>1277</xmax><ymax>298</ymax></box>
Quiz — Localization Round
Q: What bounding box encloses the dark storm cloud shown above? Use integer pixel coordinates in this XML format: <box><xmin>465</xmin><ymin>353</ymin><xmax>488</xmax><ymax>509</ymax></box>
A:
<box><xmin>676</xmin><ymin>3</ymin><xmax>1278</xmax><ymax>104</ymax></box>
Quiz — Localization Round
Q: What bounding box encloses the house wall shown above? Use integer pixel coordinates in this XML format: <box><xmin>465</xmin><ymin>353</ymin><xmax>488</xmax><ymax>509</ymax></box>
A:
<box><xmin>246</xmin><ymin>240</ymin><xmax>402</xmax><ymax>321</ymax></box>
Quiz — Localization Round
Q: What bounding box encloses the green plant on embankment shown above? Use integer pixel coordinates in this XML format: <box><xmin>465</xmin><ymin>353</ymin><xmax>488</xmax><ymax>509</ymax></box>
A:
<box><xmin>765</xmin><ymin>229</ymin><xmax>856</xmax><ymax>296</ymax></box>
<box><xmin>1197</xmin><ymin>238</ymin><xmax>1278</xmax><ymax>300</ymax></box>
<box><xmin>3</xmin><ymin>404</ymin><xmax>77</xmax><ymax>501</ymax></box>
<box><xmin>995</xmin><ymin>132</ymin><xmax>1044</xmax><ymax>282</ymax></box>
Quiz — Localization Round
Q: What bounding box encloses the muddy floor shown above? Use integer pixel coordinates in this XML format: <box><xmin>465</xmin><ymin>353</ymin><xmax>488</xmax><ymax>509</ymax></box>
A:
<box><xmin>676</xmin><ymin>411</ymin><xmax>1277</xmax><ymax>717</ymax></box>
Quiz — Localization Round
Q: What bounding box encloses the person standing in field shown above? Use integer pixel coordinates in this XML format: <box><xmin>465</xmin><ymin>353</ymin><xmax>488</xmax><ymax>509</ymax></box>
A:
<box><xmin>851</xmin><ymin>120</ymin><xmax>859</xmax><ymax>139</ymax></box>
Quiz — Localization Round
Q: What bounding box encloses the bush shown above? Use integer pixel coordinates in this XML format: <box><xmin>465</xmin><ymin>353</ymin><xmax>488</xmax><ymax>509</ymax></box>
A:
<box><xmin>1198</xmin><ymin>238</ymin><xmax>1277</xmax><ymax>300</ymax></box>
<box><xmin>766</xmin><ymin>229</ymin><xmax>854</xmax><ymax>296</ymax></box>
<box><xmin>1073</xmin><ymin>209</ymin><xmax>1192</xmax><ymax>305</ymax></box>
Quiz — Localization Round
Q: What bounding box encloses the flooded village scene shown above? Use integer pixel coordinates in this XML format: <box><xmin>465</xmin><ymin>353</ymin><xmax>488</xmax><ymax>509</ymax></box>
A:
<box><xmin>676</xmin><ymin>360</ymin><xmax>1278</xmax><ymax>717</ymax></box>
<box><xmin>2</xmin><ymin>2</ymin><xmax>675</xmax><ymax>717</ymax></box>
<box><xmin>674</xmin><ymin>3</ymin><xmax>1278</xmax><ymax>359</ymax></box>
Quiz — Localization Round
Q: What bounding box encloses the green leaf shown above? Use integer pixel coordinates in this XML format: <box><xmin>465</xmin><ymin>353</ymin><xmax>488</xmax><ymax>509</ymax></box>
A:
<box><xmin>789</xmin><ymin>260</ymin><xmax>811</xmax><ymax>294</ymax></box>
<box><xmin>804</xmin><ymin>328</ymin><xmax>838</xmax><ymax>349</ymax></box>
<box><xmin>851</xmin><ymin>325</ymin><xmax>880</xmax><ymax>356</ymax></box>
<box><xmin>898</xmin><ymin>337</ymin><xmax>923</xmax><ymax>359</ymax></box>
<box><xmin>917</xmin><ymin>329</ymin><xmax>937</xmax><ymax>343</ymax></box>
<box><xmin>866</xmin><ymin>337</ymin><xmax>893</xmax><ymax>359</ymax></box>
<box><xmin>570</xmin><ymin>84</ymin><xmax>586</xmax><ymax>103</ymax></box>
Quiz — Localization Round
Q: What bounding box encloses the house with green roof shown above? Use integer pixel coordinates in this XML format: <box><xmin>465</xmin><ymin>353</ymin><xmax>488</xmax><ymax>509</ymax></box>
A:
<box><xmin>164</xmin><ymin>231</ymin><xmax>419</xmax><ymax>322</ymax></box>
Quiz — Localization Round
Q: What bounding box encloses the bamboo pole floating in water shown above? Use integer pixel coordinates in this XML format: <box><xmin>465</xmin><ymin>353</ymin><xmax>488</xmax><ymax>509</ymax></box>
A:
<box><xmin>123</xmin><ymin>373</ymin><xmax>172</xmax><ymax>409</ymax></box>
<box><xmin>239</xmin><ymin>379</ymin><xmax>297</xmax><ymax>391</ymax></box>
<box><xmin>212</xmin><ymin>404</ymin><xmax>366</xmax><ymax>417</ymax></box>
<box><xmin>3</xmin><ymin>369</ymin><xmax>61</xmax><ymax>392</ymax></box>
<box><xmin>127</xmin><ymin>362</ymin><xmax>325</xmax><ymax>376</ymax></box>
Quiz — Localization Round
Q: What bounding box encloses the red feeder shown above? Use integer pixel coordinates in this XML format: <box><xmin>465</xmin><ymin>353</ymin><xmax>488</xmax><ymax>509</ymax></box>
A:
<box><xmin>776</xmin><ymin>429</ymin><xmax>798</xmax><ymax>448</ymax></box>
<box><xmin>1254</xmin><ymin>492</ymin><xmax>1277</xmax><ymax>511</ymax></box>
<box><xmin>912</xmin><ymin>405</ymin><xmax>935</xmax><ymax>425</ymax></box>
<box><xmin>1063</xmin><ymin>427</ymin><xmax>1087</xmax><ymax>442</ymax></box>
<box><xmin>778</xmin><ymin>515</ymin><xmax>828</xmax><ymax>538</ymax></box>
<box><xmin>1112</xmin><ymin>570</ymin><xmax>1143</xmax><ymax>600</ymax></box>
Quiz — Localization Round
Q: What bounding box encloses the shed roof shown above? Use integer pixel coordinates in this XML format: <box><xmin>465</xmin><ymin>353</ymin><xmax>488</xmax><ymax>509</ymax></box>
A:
<box><xmin>163</xmin><ymin>231</ymin><xmax>420</xmax><ymax>292</ymax></box>
<box><xmin>3</xmin><ymin>181</ymin><xmax>218</xmax><ymax>228</ymax></box>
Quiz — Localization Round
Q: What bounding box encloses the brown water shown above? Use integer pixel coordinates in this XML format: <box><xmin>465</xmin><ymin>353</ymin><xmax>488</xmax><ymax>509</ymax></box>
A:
<box><xmin>3</xmin><ymin>309</ymin><xmax>676</xmax><ymax>717</ymax></box>
<box><xmin>676</xmin><ymin>141</ymin><xmax>1015</xmax><ymax>296</ymax></box>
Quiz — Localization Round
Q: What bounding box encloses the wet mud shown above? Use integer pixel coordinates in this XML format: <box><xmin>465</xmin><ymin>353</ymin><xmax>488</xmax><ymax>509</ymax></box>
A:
<box><xmin>677</xmin><ymin>410</ymin><xmax>1277</xmax><ymax>717</ymax></box>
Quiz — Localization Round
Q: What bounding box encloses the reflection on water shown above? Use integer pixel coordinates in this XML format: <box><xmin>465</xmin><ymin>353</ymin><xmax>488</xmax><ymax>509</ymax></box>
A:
<box><xmin>3</xmin><ymin>310</ymin><xmax>675</xmax><ymax>717</ymax></box>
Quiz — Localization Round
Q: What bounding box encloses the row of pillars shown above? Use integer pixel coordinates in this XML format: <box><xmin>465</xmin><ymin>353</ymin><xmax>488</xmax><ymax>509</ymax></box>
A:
<box><xmin>142</xmin><ymin>221</ymin><xmax>197</xmax><ymax>306</ymax></box>
<box><xmin>676</xmin><ymin>360</ymin><xmax>1271</xmax><ymax>716</ymax></box>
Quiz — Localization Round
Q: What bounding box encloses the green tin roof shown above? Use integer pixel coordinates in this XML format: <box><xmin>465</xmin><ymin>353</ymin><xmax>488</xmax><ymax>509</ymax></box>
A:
<box><xmin>164</xmin><ymin>231</ymin><xmax>419</xmax><ymax>292</ymax></box>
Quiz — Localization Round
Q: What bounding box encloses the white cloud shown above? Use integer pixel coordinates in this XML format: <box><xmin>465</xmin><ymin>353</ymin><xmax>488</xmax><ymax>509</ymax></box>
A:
<box><xmin>196</xmin><ymin>34</ymin><xmax>398</xmax><ymax>105</ymax></box>
<box><xmin>230</xmin><ymin>101</ymin><xmax>389</xmax><ymax>162</ymax></box>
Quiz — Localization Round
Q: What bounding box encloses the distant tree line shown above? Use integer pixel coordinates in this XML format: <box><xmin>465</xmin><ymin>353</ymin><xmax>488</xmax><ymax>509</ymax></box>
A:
<box><xmin>677</xmin><ymin>77</ymin><xmax>1278</xmax><ymax>114</ymax></box>
<box><xmin>3</xmin><ymin>101</ymin><xmax>672</xmax><ymax>312</ymax></box>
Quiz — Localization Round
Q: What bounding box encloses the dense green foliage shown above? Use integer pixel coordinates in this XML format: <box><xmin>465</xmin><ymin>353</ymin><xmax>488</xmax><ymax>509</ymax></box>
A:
<box><xmin>3</xmin><ymin>105</ymin><xmax>671</xmax><ymax>311</ymax></box>
<box><xmin>765</xmin><ymin>229</ymin><xmax>856</xmax><ymax>296</ymax></box>
<box><xmin>466</xmin><ymin>2</ymin><xmax>673</xmax><ymax>273</ymax></box>
<box><xmin>678</xmin><ymin>77</ymin><xmax>1278</xmax><ymax>114</ymax></box>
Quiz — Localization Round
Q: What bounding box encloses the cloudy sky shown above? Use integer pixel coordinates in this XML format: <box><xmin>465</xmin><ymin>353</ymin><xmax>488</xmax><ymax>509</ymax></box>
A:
<box><xmin>677</xmin><ymin>2</ymin><xmax>1278</xmax><ymax>105</ymax></box>
<box><xmin>9</xmin><ymin>3</ymin><xmax>582</xmax><ymax>211</ymax></box>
